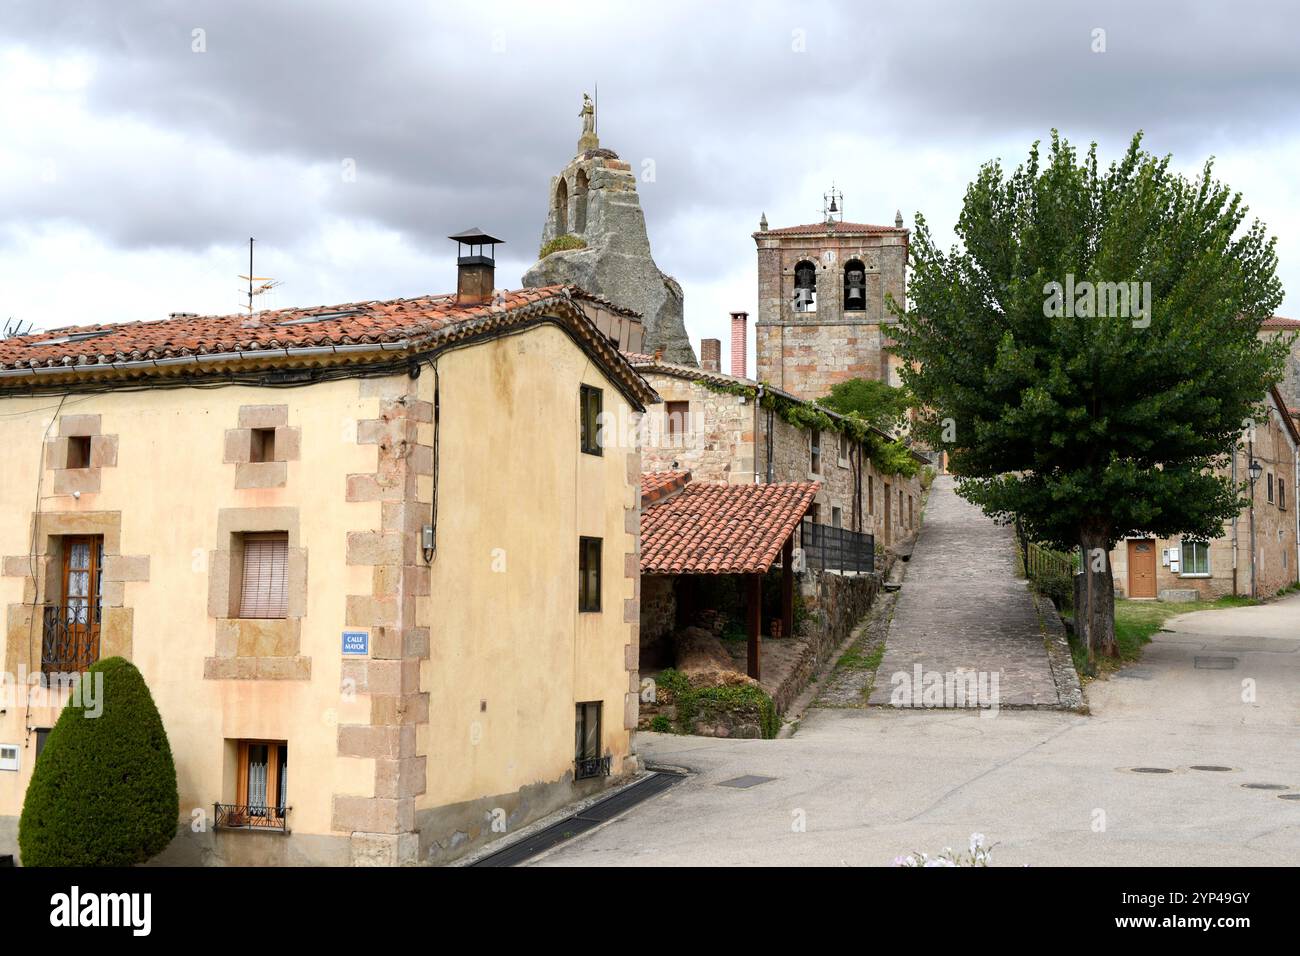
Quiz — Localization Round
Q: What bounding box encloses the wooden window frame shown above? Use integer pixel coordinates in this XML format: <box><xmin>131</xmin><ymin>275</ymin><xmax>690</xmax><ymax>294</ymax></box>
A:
<box><xmin>1279</xmin><ymin>477</ymin><xmax>1287</xmax><ymax>511</ymax></box>
<box><xmin>665</xmin><ymin>400</ymin><xmax>689</xmax><ymax>441</ymax></box>
<box><xmin>578</xmin><ymin>536</ymin><xmax>602</xmax><ymax>613</ymax></box>
<box><xmin>580</xmin><ymin>385</ymin><xmax>603</xmax><ymax>456</ymax></box>
<box><xmin>810</xmin><ymin>429</ymin><xmax>821</xmax><ymax>474</ymax></box>
<box><xmin>233</xmin><ymin>739</ymin><xmax>288</xmax><ymax>825</ymax></box>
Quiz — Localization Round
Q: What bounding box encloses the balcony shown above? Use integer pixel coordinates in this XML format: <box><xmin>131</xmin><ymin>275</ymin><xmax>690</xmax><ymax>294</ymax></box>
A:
<box><xmin>575</xmin><ymin>755</ymin><xmax>612</xmax><ymax>781</ymax></box>
<box><xmin>40</xmin><ymin>604</ymin><xmax>101</xmax><ymax>676</ymax></box>
<box><xmin>214</xmin><ymin>803</ymin><xmax>291</xmax><ymax>834</ymax></box>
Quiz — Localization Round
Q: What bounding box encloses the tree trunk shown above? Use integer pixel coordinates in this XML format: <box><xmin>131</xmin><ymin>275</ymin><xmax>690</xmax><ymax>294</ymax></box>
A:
<box><xmin>1078</xmin><ymin>524</ymin><xmax>1118</xmax><ymax>670</ymax></box>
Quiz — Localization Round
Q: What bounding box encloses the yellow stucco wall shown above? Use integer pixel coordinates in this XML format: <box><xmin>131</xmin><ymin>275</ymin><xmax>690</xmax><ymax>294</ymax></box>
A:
<box><xmin>0</xmin><ymin>320</ymin><xmax>640</xmax><ymax>864</ymax></box>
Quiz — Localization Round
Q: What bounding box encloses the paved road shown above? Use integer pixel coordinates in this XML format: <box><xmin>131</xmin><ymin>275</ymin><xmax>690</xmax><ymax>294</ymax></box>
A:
<box><xmin>866</xmin><ymin>476</ymin><xmax>1062</xmax><ymax>708</ymax></box>
<box><xmin>533</xmin><ymin>585</ymin><xmax>1299</xmax><ymax>867</ymax></box>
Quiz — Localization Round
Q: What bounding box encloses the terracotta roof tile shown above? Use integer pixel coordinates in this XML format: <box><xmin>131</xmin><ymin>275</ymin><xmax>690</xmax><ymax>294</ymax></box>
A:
<box><xmin>0</xmin><ymin>284</ymin><xmax>658</xmax><ymax>407</ymax></box>
<box><xmin>755</xmin><ymin>221</ymin><xmax>907</xmax><ymax>237</ymax></box>
<box><xmin>641</xmin><ymin>480</ymin><xmax>820</xmax><ymax>575</ymax></box>
<box><xmin>1261</xmin><ymin>315</ymin><xmax>1300</xmax><ymax>329</ymax></box>
<box><xmin>641</xmin><ymin>470</ymin><xmax>690</xmax><ymax>506</ymax></box>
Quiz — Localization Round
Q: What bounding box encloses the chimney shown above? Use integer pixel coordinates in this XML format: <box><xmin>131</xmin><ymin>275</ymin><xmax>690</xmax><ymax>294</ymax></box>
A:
<box><xmin>700</xmin><ymin>338</ymin><xmax>721</xmax><ymax>372</ymax></box>
<box><xmin>730</xmin><ymin>312</ymin><xmax>748</xmax><ymax>378</ymax></box>
<box><xmin>448</xmin><ymin>227</ymin><xmax>503</xmax><ymax>306</ymax></box>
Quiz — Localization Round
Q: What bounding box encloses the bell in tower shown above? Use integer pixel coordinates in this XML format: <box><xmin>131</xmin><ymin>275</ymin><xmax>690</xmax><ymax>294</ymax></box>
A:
<box><xmin>844</xmin><ymin>259</ymin><xmax>866</xmax><ymax>312</ymax></box>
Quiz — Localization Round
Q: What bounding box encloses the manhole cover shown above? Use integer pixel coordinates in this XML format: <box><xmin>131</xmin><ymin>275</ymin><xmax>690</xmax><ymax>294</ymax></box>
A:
<box><xmin>1242</xmin><ymin>783</ymin><xmax>1290</xmax><ymax>791</ymax></box>
<box><xmin>1116</xmin><ymin>668</ymin><xmax>1155</xmax><ymax>680</ymax></box>
<box><xmin>1194</xmin><ymin>656</ymin><xmax>1237</xmax><ymax>670</ymax></box>
<box><xmin>1279</xmin><ymin>794</ymin><xmax>1300</xmax><ymax>801</ymax></box>
<box><xmin>1189</xmin><ymin>765</ymin><xmax>1234</xmax><ymax>772</ymax></box>
<box><xmin>716</xmin><ymin>775</ymin><xmax>776</xmax><ymax>789</ymax></box>
<box><xmin>1131</xmin><ymin>767</ymin><xmax>1174</xmax><ymax>774</ymax></box>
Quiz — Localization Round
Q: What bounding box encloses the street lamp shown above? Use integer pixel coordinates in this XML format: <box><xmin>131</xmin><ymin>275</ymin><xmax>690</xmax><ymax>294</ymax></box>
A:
<box><xmin>1247</xmin><ymin>456</ymin><xmax>1262</xmax><ymax>598</ymax></box>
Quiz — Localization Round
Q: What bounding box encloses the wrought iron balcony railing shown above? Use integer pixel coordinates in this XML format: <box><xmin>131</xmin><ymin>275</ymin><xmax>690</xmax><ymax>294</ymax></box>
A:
<box><xmin>575</xmin><ymin>755</ymin><xmax>612</xmax><ymax>781</ymax></box>
<box><xmin>41</xmin><ymin>604</ymin><xmax>101</xmax><ymax>676</ymax></box>
<box><xmin>214</xmin><ymin>803</ymin><xmax>291</xmax><ymax>833</ymax></box>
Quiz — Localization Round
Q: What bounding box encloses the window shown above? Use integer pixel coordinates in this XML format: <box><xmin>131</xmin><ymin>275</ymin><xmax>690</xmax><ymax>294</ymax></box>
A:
<box><xmin>843</xmin><ymin>259</ymin><xmax>866</xmax><ymax>311</ymax></box>
<box><xmin>250</xmin><ymin>428</ymin><xmax>276</xmax><ymax>463</ymax></box>
<box><xmin>574</xmin><ymin>702</ymin><xmax>608</xmax><ymax>779</ymax></box>
<box><xmin>810</xmin><ymin>429</ymin><xmax>821</xmax><ymax>473</ymax></box>
<box><xmin>35</xmin><ymin>728</ymin><xmax>51</xmax><ymax>760</ymax></box>
<box><xmin>580</xmin><ymin>385</ymin><xmax>603</xmax><ymax>456</ymax></box>
<box><xmin>1280</xmin><ymin>478</ymin><xmax>1287</xmax><ymax>511</ymax></box>
<box><xmin>1180</xmin><ymin>540</ymin><xmax>1210</xmax><ymax>576</ymax></box>
<box><xmin>66</xmin><ymin>436</ymin><xmax>91</xmax><ymax>470</ymax></box>
<box><xmin>0</xmin><ymin>745</ymin><xmax>17</xmax><ymax>772</ymax></box>
<box><xmin>868</xmin><ymin>475</ymin><xmax>874</xmax><ymax>515</ymax></box>
<box><xmin>238</xmin><ymin>533</ymin><xmax>289</xmax><ymax>619</ymax></box>
<box><xmin>1267</xmin><ymin>473</ymin><xmax>1274</xmax><ymax>503</ymax></box>
<box><xmin>831</xmin><ymin>506</ymin><xmax>842</xmax><ymax>529</ymax></box>
<box><xmin>665</xmin><ymin>401</ymin><xmax>689</xmax><ymax>441</ymax></box>
<box><xmin>838</xmin><ymin>432</ymin><xmax>851</xmax><ymax>465</ymax></box>
<box><xmin>908</xmin><ymin>495</ymin><xmax>914</xmax><ymax>528</ymax></box>
<box><xmin>578</xmin><ymin>537</ymin><xmax>602</xmax><ymax>612</ymax></box>
<box><xmin>228</xmin><ymin>740</ymin><xmax>288</xmax><ymax>827</ymax></box>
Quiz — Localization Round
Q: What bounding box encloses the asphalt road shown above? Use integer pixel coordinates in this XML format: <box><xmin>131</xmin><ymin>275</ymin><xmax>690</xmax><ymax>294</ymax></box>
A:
<box><xmin>534</xmin><ymin>594</ymin><xmax>1300</xmax><ymax>866</ymax></box>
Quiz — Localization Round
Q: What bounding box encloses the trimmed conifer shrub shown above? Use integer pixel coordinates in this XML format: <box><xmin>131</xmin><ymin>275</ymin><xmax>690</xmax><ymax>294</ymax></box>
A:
<box><xmin>18</xmin><ymin>656</ymin><xmax>179</xmax><ymax>866</ymax></box>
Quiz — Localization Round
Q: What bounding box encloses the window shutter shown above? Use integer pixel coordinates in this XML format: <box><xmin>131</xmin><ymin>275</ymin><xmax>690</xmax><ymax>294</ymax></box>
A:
<box><xmin>239</xmin><ymin>533</ymin><xmax>289</xmax><ymax>618</ymax></box>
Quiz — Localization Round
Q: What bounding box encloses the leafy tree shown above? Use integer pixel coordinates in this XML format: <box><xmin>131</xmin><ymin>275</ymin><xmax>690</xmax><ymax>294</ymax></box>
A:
<box><xmin>19</xmin><ymin>657</ymin><xmax>179</xmax><ymax>865</ymax></box>
<box><xmin>819</xmin><ymin>377</ymin><xmax>914</xmax><ymax>434</ymax></box>
<box><xmin>891</xmin><ymin>132</ymin><xmax>1289</xmax><ymax>670</ymax></box>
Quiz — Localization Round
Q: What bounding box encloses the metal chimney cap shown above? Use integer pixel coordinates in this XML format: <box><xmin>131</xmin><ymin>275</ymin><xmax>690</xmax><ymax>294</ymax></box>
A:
<box><xmin>448</xmin><ymin>227</ymin><xmax>504</xmax><ymax>245</ymax></box>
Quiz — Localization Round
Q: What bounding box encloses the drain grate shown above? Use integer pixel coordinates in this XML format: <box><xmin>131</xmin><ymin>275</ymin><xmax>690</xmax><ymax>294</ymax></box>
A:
<box><xmin>1279</xmin><ymin>793</ymin><xmax>1300</xmax><ymax>801</ymax></box>
<box><xmin>717</xmin><ymin>774</ymin><xmax>777</xmax><ymax>789</ymax></box>
<box><xmin>469</xmin><ymin>771</ymin><xmax>683</xmax><ymax>867</ymax></box>
<box><xmin>1189</xmin><ymin>765</ymin><xmax>1235</xmax><ymax>772</ymax></box>
<box><xmin>1131</xmin><ymin>767</ymin><xmax>1174</xmax><ymax>774</ymax></box>
<box><xmin>1242</xmin><ymin>783</ymin><xmax>1291</xmax><ymax>791</ymax></box>
<box><xmin>1194</xmin><ymin>656</ymin><xmax>1238</xmax><ymax>670</ymax></box>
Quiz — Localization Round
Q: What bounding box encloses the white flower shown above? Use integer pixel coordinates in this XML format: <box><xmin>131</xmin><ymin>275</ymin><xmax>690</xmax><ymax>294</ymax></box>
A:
<box><xmin>969</xmin><ymin>832</ymin><xmax>986</xmax><ymax>854</ymax></box>
<box><xmin>924</xmin><ymin>858</ymin><xmax>956</xmax><ymax>867</ymax></box>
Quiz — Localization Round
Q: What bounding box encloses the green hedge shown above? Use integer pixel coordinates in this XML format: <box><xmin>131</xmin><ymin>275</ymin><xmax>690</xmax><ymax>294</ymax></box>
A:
<box><xmin>19</xmin><ymin>656</ymin><xmax>179</xmax><ymax>866</ymax></box>
<box><xmin>655</xmin><ymin>668</ymin><xmax>779</xmax><ymax>739</ymax></box>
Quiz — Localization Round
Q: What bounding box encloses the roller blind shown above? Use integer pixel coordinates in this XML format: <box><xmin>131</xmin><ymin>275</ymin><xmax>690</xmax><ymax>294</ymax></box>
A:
<box><xmin>239</xmin><ymin>533</ymin><xmax>289</xmax><ymax>619</ymax></box>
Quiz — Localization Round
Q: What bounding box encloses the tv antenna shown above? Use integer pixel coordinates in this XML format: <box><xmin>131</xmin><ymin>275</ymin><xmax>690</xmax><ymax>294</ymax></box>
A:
<box><xmin>238</xmin><ymin>237</ymin><xmax>281</xmax><ymax>313</ymax></box>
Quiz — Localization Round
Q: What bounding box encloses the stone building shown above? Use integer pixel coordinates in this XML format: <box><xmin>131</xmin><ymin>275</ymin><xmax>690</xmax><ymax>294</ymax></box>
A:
<box><xmin>1110</xmin><ymin>386</ymin><xmax>1299</xmax><ymax>600</ymax></box>
<box><xmin>522</xmin><ymin>95</ymin><xmax>696</xmax><ymax>365</ymax></box>
<box><xmin>753</xmin><ymin>200</ymin><xmax>910</xmax><ymax>401</ymax></box>
<box><xmin>0</xmin><ymin>241</ymin><xmax>656</xmax><ymax>866</ymax></box>
<box><xmin>1260</xmin><ymin>315</ymin><xmax>1300</xmax><ymax>413</ymax></box>
<box><xmin>634</xmin><ymin>356</ymin><xmax>924</xmax><ymax>551</ymax></box>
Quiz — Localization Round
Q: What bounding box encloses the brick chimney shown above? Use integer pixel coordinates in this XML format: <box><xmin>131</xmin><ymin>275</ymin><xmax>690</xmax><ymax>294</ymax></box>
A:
<box><xmin>449</xmin><ymin>227</ymin><xmax>502</xmax><ymax>307</ymax></box>
<box><xmin>700</xmin><ymin>338</ymin><xmax>721</xmax><ymax>372</ymax></box>
<box><xmin>730</xmin><ymin>312</ymin><xmax>748</xmax><ymax>378</ymax></box>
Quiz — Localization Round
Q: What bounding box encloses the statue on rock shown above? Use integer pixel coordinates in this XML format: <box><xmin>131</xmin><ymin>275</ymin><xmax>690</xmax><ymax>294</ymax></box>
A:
<box><xmin>521</xmin><ymin>95</ymin><xmax>697</xmax><ymax>366</ymax></box>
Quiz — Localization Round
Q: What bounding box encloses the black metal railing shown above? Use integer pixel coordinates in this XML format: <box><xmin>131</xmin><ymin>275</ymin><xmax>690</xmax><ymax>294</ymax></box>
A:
<box><xmin>41</xmin><ymin>604</ymin><xmax>101</xmax><ymax>676</ymax></box>
<box><xmin>214</xmin><ymin>803</ymin><xmax>291</xmax><ymax>833</ymax></box>
<box><xmin>800</xmin><ymin>519</ymin><xmax>875</xmax><ymax>574</ymax></box>
<box><xmin>575</xmin><ymin>755</ymin><xmax>612</xmax><ymax>781</ymax></box>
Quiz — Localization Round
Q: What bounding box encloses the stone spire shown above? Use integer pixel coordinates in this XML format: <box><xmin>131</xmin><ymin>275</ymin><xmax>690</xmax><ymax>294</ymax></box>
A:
<box><xmin>522</xmin><ymin>99</ymin><xmax>697</xmax><ymax>365</ymax></box>
<box><xmin>759</xmin><ymin>212</ymin><xmax>768</xmax><ymax>232</ymax></box>
<box><xmin>895</xmin><ymin>209</ymin><xmax>904</xmax><ymax>228</ymax></box>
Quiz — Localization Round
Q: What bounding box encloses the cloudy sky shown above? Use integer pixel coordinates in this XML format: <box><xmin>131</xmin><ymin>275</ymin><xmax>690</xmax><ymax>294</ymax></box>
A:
<box><xmin>3</xmin><ymin>0</ymin><xmax>1299</xmax><ymax>366</ymax></box>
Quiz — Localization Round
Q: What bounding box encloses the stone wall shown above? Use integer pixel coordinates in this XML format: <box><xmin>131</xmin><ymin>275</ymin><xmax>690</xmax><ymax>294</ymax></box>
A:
<box><xmin>768</xmin><ymin>570</ymin><xmax>881</xmax><ymax>715</ymax></box>
<box><xmin>637</xmin><ymin>369</ymin><xmax>924</xmax><ymax>550</ymax></box>
<box><xmin>640</xmin><ymin>575</ymin><xmax>676</xmax><ymax>669</ymax></box>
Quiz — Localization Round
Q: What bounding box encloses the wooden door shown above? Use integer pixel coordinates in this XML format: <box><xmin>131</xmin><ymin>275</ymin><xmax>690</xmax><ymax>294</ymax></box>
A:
<box><xmin>1127</xmin><ymin>539</ymin><xmax>1157</xmax><ymax>598</ymax></box>
<box><xmin>50</xmin><ymin>536</ymin><xmax>102</xmax><ymax>672</ymax></box>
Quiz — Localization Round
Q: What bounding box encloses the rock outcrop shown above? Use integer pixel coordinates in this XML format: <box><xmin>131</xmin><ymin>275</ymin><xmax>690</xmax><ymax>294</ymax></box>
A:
<box><xmin>522</xmin><ymin>113</ymin><xmax>696</xmax><ymax>365</ymax></box>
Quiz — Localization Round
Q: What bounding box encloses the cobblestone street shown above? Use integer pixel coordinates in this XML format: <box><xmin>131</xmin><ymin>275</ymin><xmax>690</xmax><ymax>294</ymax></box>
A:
<box><xmin>865</xmin><ymin>476</ymin><xmax>1069</xmax><ymax>708</ymax></box>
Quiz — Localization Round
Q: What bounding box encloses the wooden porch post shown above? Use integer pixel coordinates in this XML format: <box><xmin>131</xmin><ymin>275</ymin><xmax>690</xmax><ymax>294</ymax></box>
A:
<box><xmin>747</xmin><ymin>573</ymin><xmax>761</xmax><ymax>680</ymax></box>
<box><xmin>781</xmin><ymin>536</ymin><xmax>794</xmax><ymax>642</ymax></box>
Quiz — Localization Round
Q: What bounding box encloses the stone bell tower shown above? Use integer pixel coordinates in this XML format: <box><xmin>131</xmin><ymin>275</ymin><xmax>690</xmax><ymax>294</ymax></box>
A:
<box><xmin>753</xmin><ymin>191</ymin><xmax>909</xmax><ymax>400</ymax></box>
<box><xmin>522</xmin><ymin>94</ymin><xmax>697</xmax><ymax>365</ymax></box>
